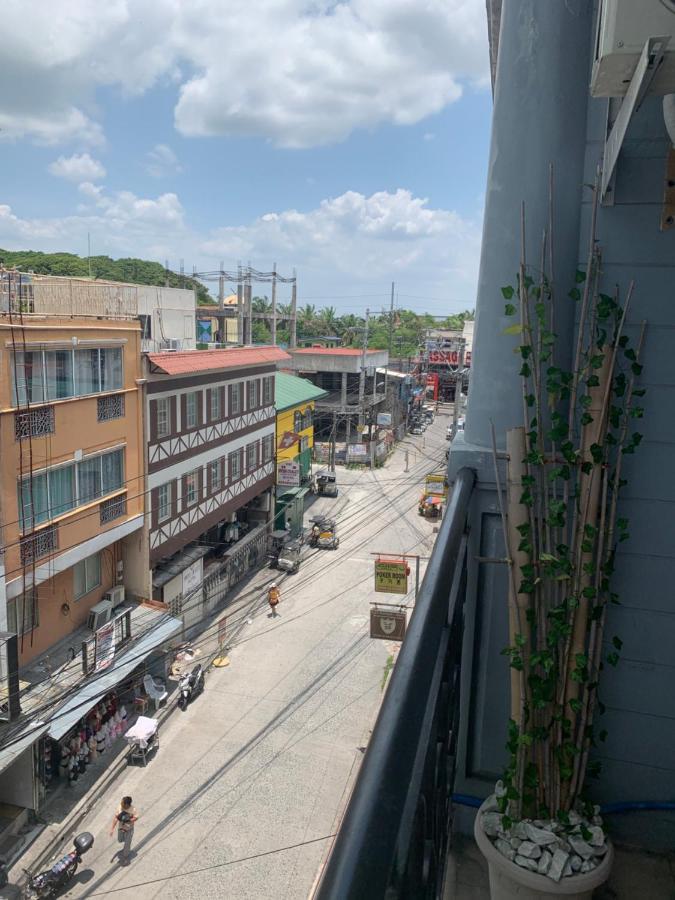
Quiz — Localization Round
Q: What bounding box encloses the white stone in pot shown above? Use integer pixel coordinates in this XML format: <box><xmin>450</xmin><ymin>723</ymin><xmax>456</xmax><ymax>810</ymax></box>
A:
<box><xmin>537</xmin><ymin>849</ymin><xmax>552</xmax><ymax>875</ymax></box>
<box><xmin>569</xmin><ymin>835</ymin><xmax>595</xmax><ymax>860</ymax></box>
<box><xmin>570</xmin><ymin>855</ymin><xmax>582</xmax><ymax>872</ymax></box>
<box><xmin>482</xmin><ymin>812</ymin><xmax>502</xmax><ymax>837</ymax></box>
<box><xmin>495</xmin><ymin>838</ymin><xmax>516</xmax><ymax>861</ymax></box>
<box><xmin>517</xmin><ymin>841</ymin><xmax>542</xmax><ymax>860</ymax></box>
<box><xmin>588</xmin><ymin>825</ymin><xmax>605</xmax><ymax>847</ymax></box>
<box><xmin>547</xmin><ymin>848</ymin><xmax>570</xmax><ymax>883</ymax></box>
<box><xmin>580</xmin><ymin>858</ymin><xmax>597</xmax><ymax>874</ymax></box>
<box><xmin>524</xmin><ymin>822</ymin><xmax>558</xmax><ymax>845</ymax></box>
<box><xmin>514</xmin><ymin>854</ymin><xmax>539</xmax><ymax>872</ymax></box>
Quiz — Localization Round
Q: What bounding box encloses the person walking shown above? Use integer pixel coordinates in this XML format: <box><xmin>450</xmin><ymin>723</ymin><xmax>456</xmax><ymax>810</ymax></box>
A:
<box><xmin>267</xmin><ymin>582</ymin><xmax>280</xmax><ymax>617</ymax></box>
<box><xmin>110</xmin><ymin>795</ymin><xmax>137</xmax><ymax>865</ymax></box>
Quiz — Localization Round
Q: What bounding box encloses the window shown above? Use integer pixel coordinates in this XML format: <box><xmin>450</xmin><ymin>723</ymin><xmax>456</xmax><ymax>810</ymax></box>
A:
<box><xmin>74</xmin><ymin>348</ymin><xmax>100</xmax><ymax>395</ymax></box>
<box><xmin>8</xmin><ymin>589</ymin><xmax>39</xmax><ymax>635</ymax></box>
<box><xmin>20</xmin><ymin>525</ymin><xmax>57</xmax><ymax>564</ymax></box>
<box><xmin>156</xmin><ymin>397</ymin><xmax>170</xmax><ymax>438</ymax></box>
<box><xmin>247</xmin><ymin>379</ymin><xmax>260</xmax><ymax>409</ymax></box>
<box><xmin>262</xmin><ymin>434</ymin><xmax>274</xmax><ymax>462</ymax></box>
<box><xmin>100</xmin><ymin>347</ymin><xmax>123</xmax><ymax>392</ymax></box>
<box><xmin>185</xmin><ymin>392</ymin><xmax>199</xmax><ymax>429</ymax></box>
<box><xmin>303</xmin><ymin>407</ymin><xmax>313</xmax><ymax>429</ymax></box>
<box><xmin>209</xmin><ymin>459</ymin><xmax>221</xmax><ymax>493</ymax></box>
<box><xmin>185</xmin><ymin>470</ymin><xmax>199</xmax><ymax>507</ymax></box>
<box><xmin>263</xmin><ymin>376</ymin><xmax>273</xmax><ymax>405</ymax></box>
<box><xmin>231</xmin><ymin>383</ymin><xmax>241</xmax><ymax>415</ymax></box>
<box><xmin>74</xmin><ymin>553</ymin><xmax>101</xmax><ymax>600</ymax></box>
<box><xmin>300</xmin><ymin>435</ymin><xmax>309</xmax><ymax>454</ymax></box>
<box><xmin>294</xmin><ymin>410</ymin><xmax>303</xmax><ymax>433</ymax></box>
<box><xmin>246</xmin><ymin>442</ymin><xmax>257</xmax><ymax>472</ymax></box>
<box><xmin>45</xmin><ymin>350</ymin><xmax>74</xmax><ymax>400</ymax></box>
<box><xmin>229</xmin><ymin>450</ymin><xmax>240</xmax><ymax>482</ymax></box>
<box><xmin>138</xmin><ymin>314</ymin><xmax>152</xmax><ymax>339</ymax></box>
<box><xmin>13</xmin><ymin>351</ymin><xmax>45</xmax><ymax>406</ymax></box>
<box><xmin>17</xmin><ymin>447</ymin><xmax>125</xmax><ymax>531</ymax></box>
<box><xmin>100</xmin><ymin>495</ymin><xmax>126</xmax><ymax>524</ymax></box>
<box><xmin>15</xmin><ymin>406</ymin><xmax>55</xmax><ymax>440</ymax></box>
<box><xmin>210</xmin><ymin>389</ymin><xmax>221</xmax><ymax>422</ymax></box>
<box><xmin>97</xmin><ymin>394</ymin><xmax>125</xmax><ymax>422</ymax></box>
<box><xmin>158</xmin><ymin>483</ymin><xmax>172</xmax><ymax>522</ymax></box>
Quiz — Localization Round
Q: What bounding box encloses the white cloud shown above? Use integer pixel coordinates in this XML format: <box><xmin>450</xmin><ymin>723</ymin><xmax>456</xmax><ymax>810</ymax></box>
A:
<box><xmin>48</xmin><ymin>152</ymin><xmax>106</xmax><ymax>182</ymax></box>
<box><xmin>0</xmin><ymin>0</ymin><xmax>488</xmax><ymax>148</ymax></box>
<box><xmin>145</xmin><ymin>144</ymin><xmax>182</xmax><ymax>178</ymax></box>
<box><xmin>0</xmin><ymin>187</ymin><xmax>480</xmax><ymax>312</ymax></box>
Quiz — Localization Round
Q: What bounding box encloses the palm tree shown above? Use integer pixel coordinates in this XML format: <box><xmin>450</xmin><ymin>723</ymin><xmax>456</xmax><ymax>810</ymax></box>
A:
<box><xmin>319</xmin><ymin>305</ymin><xmax>338</xmax><ymax>333</ymax></box>
<box><xmin>251</xmin><ymin>295</ymin><xmax>271</xmax><ymax>314</ymax></box>
<box><xmin>300</xmin><ymin>304</ymin><xmax>317</xmax><ymax>325</ymax></box>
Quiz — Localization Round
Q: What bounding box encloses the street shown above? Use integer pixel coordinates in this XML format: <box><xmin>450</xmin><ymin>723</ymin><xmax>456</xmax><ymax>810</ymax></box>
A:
<box><xmin>35</xmin><ymin>413</ymin><xmax>449</xmax><ymax>900</ymax></box>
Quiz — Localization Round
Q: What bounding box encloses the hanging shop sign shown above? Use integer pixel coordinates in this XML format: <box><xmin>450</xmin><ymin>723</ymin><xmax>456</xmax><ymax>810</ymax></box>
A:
<box><xmin>94</xmin><ymin>621</ymin><xmax>116</xmax><ymax>672</ymax></box>
<box><xmin>277</xmin><ymin>460</ymin><xmax>301</xmax><ymax>486</ymax></box>
<box><xmin>374</xmin><ymin>558</ymin><xmax>409</xmax><ymax>595</ymax></box>
<box><xmin>278</xmin><ymin>431</ymin><xmax>301</xmax><ymax>450</ymax></box>
<box><xmin>348</xmin><ymin>443</ymin><xmax>368</xmax><ymax>459</ymax></box>
<box><xmin>370</xmin><ymin>607</ymin><xmax>406</xmax><ymax>642</ymax></box>
<box><xmin>376</xmin><ymin>413</ymin><xmax>392</xmax><ymax>427</ymax></box>
<box><xmin>429</xmin><ymin>350</ymin><xmax>472</xmax><ymax>367</ymax></box>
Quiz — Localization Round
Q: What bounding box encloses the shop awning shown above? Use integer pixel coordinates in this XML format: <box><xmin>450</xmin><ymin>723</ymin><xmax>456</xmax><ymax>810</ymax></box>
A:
<box><xmin>0</xmin><ymin>721</ymin><xmax>49</xmax><ymax>776</ymax></box>
<box><xmin>48</xmin><ymin>613</ymin><xmax>182</xmax><ymax>740</ymax></box>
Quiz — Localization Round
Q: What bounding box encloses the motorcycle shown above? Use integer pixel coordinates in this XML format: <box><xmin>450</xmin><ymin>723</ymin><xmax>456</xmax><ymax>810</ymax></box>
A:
<box><xmin>24</xmin><ymin>832</ymin><xmax>94</xmax><ymax>898</ymax></box>
<box><xmin>178</xmin><ymin>664</ymin><xmax>205</xmax><ymax>710</ymax></box>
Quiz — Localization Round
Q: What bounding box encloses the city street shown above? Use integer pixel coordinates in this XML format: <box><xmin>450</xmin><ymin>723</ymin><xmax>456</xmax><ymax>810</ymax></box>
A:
<box><xmin>32</xmin><ymin>413</ymin><xmax>449</xmax><ymax>900</ymax></box>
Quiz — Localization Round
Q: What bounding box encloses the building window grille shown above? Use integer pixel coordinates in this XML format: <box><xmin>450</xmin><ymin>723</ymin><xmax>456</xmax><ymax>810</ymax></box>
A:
<box><xmin>19</xmin><ymin>524</ymin><xmax>57</xmax><ymax>564</ymax></box>
<box><xmin>14</xmin><ymin>406</ymin><xmax>55</xmax><ymax>441</ymax></box>
<box><xmin>97</xmin><ymin>393</ymin><xmax>125</xmax><ymax>422</ymax></box>
<box><xmin>100</xmin><ymin>495</ymin><xmax>127</xmax><ymax>525</ymax></box>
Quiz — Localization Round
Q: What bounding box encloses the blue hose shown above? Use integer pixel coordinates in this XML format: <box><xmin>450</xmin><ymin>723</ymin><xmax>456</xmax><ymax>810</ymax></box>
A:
<box><xmin>451</xmin><ymin>794</ymin><xmax>675</xmax><ymax>814</ymax></box>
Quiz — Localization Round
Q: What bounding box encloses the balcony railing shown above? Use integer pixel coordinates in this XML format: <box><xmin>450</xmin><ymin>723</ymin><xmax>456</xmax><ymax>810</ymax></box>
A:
<box><xmin>316</xmin><ymin>466</ymin><xmax>474</xmax><ymax>900</ymax></box>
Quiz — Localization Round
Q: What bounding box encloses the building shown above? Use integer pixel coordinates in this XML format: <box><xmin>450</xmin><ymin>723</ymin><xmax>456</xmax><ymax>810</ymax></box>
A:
<box><xmin>274</xmin><ymin>372</ymin><xmax>327</xmax><ymax>535</ymax></box>
<box><xmin>144</xmin><ymin>346</ymin><xmax>290</xmax><ymax>629</ymax></box>
<box><xmin>286</xmin><ymin>347</ymin><xmax>389</xmax><ymax>465</ymax></box>
<box><xmin>317</xmin><ymin>2</ymin><xmax>675</xmax><ymax>895</ymax></box>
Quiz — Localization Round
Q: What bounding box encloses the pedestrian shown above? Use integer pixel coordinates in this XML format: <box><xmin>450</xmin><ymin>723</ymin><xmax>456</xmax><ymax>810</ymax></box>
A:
<box><xmin>267</xmin><ymin>582</ymin><xmax>280</xmax><ymax>617</ymax></box>
<box><xmin>110</xmin><ymin>795</ymin><xmax>137</xmax><ymax>865</ymax></box>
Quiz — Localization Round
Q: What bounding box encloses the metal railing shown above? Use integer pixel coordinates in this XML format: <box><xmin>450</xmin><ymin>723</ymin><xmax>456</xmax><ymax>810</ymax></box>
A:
<box><xmin>315</xmin><ymin>466</ymin><xmax>474</xmax><ymax>900</ymax></box>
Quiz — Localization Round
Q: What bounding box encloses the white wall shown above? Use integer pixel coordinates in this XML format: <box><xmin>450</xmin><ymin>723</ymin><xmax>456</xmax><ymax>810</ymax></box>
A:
<box><xmin>137</xmin><ymin>286</ymin><xmax>197</xmax><ymax>352</ymax></box>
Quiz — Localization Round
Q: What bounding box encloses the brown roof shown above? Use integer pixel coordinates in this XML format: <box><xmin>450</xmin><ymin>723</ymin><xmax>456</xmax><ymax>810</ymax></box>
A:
<box><xmin>148</xmin><ymin>346</ymin><xmax>291</xmax><ymax>375</ymax></box>
<box><xmin>291</xmin><ymin>347</ymin><xmax>383</xmax><ymax>356</ymax></box>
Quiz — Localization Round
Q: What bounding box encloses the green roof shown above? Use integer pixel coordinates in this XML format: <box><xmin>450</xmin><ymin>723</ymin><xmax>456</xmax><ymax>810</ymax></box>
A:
<box><xmin>275</xmin><ymin>372</ymin><xmax>327</xmax><ymax>412</ymax></box>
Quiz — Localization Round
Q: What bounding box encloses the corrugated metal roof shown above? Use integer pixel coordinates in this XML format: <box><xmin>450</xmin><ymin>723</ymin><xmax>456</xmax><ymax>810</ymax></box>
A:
<box><xmin>148</xmin><ymin>346</ymin><xmax>291</xmax><ymax>375</ymax></box>
<box><xmin>275</xmin><ymin>372</ymin><xmax>328</xmax><ymax>411</ymax></box>
<box><xmin>291</xmin><ymin>348</ymin><xmax>382</xmax><ymax>356</ymax></box>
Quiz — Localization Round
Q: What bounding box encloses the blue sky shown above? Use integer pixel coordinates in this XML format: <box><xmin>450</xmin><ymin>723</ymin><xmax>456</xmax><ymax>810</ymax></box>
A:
<box><xmin>0</xmin><ymin>0</ymin><xmax>492</xmax><ymax>316</ymax></box>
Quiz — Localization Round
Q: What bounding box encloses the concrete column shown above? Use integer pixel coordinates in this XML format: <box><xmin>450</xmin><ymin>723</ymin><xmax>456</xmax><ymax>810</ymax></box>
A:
<box><xmin>372</xmin><ymin>371</ymin><xmax>377</xmax><ymax>398</ymax></box>
<box><xmin>358</xmin><ymin>370</ymin><xmax>365</xmax><ymax>425</ymax></box>
<box><xmin>463</xmin><ymin>0</ymin><xmax>592</xmax><ymax>453</ymax></box>
<box><xmin>346</xmin><ymin>416</ymin><xmax>351</xmax><ymax>445</ymax></box>
<box><xmin>341</xmin><ymin>372</ymin><xmax>347</xmax><ymax>409</ymax></box>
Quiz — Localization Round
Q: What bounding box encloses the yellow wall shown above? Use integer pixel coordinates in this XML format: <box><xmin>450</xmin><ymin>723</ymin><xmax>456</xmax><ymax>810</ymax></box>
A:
<box><xmin>276</xmin><ymin>401</ymin><xmax>316</xmax><ymax>462</ymax></box>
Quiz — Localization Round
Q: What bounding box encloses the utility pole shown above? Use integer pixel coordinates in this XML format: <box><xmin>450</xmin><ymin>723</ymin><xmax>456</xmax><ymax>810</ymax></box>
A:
<box><xmin>271</xmin><ymin>261</ymin><xmax>277</xmax><ymax>346</ymax></box>
<box><xmin>218</xmin><ymin>260</ymin><xmax>224</xmax><ymax>311</ymax></box>
<box><xmin>244</xmin><ymin>265</ymin><xmax>252</xmax><ymax>344</ymax></box>
<box><xmin>358</xmin><ymin>308</ymin><xmax>370</xmax><ymax>426</ymax></box>
<box><xmin>387</xmin><ymin>281</ymin><xmax>395</xmax><ymax>358</ymax></box>
<box><xmin>290</xmin><ymin>269</ymin><xmax>297</xmax><ymax>349</ymax></box>
<box><xmin>236</xmin><ymin>262</ymin><xmax>244</xmax><ymax>345</ymax></box>
<box><xmin>330</xmin><ymin>411</ymin><xmax>337</xmax><ymax>473</ymax></box>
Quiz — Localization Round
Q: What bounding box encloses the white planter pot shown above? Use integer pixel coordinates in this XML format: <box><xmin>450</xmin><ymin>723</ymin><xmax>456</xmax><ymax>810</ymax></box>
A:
<box><xmin>474</xmin><ymin>800</ymin><xmax>613</xmax><ymax>900</ymax></box>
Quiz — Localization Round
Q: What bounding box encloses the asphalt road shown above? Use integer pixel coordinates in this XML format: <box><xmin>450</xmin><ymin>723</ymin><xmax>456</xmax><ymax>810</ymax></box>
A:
<box><xmin>48</xmin><ymin>412</ymin><xmax>450</xmax><ymax>900</ymax></box>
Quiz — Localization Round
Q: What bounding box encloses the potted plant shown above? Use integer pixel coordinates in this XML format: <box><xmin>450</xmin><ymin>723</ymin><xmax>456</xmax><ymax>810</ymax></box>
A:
<box><xmin>474</xmin><ymin>185</ymin><xmax>646</xmax><ymax>899</ymax></box>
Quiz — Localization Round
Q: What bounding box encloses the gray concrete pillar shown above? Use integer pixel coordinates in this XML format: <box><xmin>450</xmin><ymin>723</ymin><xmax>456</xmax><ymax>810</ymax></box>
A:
<box><xmin>463</xmin><ymin>0</ymin><xmax>592</xmax><ymax>453</ymax></box>
<box><xmin>341</xmin><ymin>372</ymin><xmax>347</xmax><ymax>409</ymax></box>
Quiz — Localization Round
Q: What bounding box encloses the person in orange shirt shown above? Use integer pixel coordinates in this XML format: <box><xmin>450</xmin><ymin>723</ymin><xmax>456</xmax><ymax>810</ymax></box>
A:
<box><xmin>267</xmin><ymin>583</ymin><xmax>280</xmax><ymax>617</ymax></box>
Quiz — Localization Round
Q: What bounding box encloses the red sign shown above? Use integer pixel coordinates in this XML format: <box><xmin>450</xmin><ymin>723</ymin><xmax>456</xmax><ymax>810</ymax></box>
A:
<box><xmin>429</xmin><ymin>350</ymin><xmax>471</xmax><ymax>366</ymax></box>
<box><xmin>278</xmin><ymin>431</ymin><xmax>300</xmax><ymax>450</ymax></box>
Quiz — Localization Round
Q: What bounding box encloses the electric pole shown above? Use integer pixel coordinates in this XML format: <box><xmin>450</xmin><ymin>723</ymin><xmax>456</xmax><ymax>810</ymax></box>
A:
<box><xmin>387</xmin><ymin>281</ymin><xmax>395</xmax><ymax>358</ymax></box>
<box><xmin>271</xmin><ymin>261</ymin><xmax>277</xmax><ymax>346</ymax></box>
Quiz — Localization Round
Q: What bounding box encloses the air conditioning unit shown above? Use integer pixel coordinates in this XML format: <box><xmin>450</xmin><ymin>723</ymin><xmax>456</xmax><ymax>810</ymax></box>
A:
<box><xmin>158</xmin><ymin>339</ymin><xmax>181</xmax><ymax>351</ymax></box>
<box><xmin>104</xmin><ymin>585</ymin><xmax>125</xmax><ymax>607</ymax></box>
<box><xmin>591</xmin><ymin>0</ymin><xmax>675</xmax><ymax>96</ymax></box>
<box><xmin>87</xmin><ymin>599</ymin><xmax>114</xmax><ymax>631</ymax></box>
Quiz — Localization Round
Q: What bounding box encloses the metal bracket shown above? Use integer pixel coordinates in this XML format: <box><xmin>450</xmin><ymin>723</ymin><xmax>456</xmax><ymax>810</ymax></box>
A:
<box><xmin>601</xmin><ymin>36</ymin><xmax>670</xmax><ymax>202</ymax></box>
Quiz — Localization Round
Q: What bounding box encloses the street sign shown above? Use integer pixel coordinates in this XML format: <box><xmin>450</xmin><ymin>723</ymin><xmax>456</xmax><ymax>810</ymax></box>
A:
<box><xmin>370</xmin><ymin>608</ymin><xmax>406</xmax><ymax>641</ymax></box>
<box><xmin>277</xmin><ymin>460</ymin><xmax>300</xmax><ymax>486</ymax></box>
<box><xmin>374</xmin><ymin>559</ymin><xmax>409</xmax><ymax>594</ymax></box>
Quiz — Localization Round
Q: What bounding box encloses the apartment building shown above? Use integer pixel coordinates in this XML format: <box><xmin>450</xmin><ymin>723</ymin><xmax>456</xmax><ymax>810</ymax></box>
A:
<box><xmin>144</xmin><ymin>346</ymin><xmax>290</xmax><ymax>627</ymax></box>
<box><xmin>0</xmin><ymin>316</ymin><xmax>145</xmax><ymax>665</ymax></box>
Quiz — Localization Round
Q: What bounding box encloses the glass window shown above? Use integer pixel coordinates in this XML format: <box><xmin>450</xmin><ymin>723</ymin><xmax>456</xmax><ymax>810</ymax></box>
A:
<box><xmin>100</xmin><ymin>347</ymin><xmax>123</xmax><ymax>392</ymax></box>
<box><xmin>229</xmin><ymin>450</ymin><xmax>240</xmax><ymax>481</ymax></box>
<box><xmin>13</xmin><ymin>351</ymin><xmax>45</xmax><ymax>406</ymax></box>
<box><xmin>246</xmin><ymin>442</ymin><xmax>257</xmax><ymax>471</ymax></box>
<box><xmin>158</xmin><ymin>483</ymin><xmax>172</xmax><ymax>522</ymax></box>
<box><xmin>231</xmin><ymin>383</ymin><xmax>241</xmax><ymax>415</ymax></box>
<box><xmin>73</xmin><ymin>553</ymin><xmax>101</xmax><ymax>600</ymax></box>
<box><xmin>210</xmin><ymin>389</ymin><xmax>221</xmax><ymax>421</ymax></box>
<box><xmin>101</xmin><ymin>449</ymin><xmax>124</xmax><ymax>495</ymax></box>
<box><xmin>185</xmin><ymin>470</ymin><xmax>199</xmax><ymax>506</ymax></box>
<box><xmin>209</xmin><ymin>460</ymin><xmax>221</xmax><ymax>492</ymax></box>
<box><xmin>185</xmin><ymin>392</ymin><xmax>199</xmax><ymax>429</ymax></box>
<box><xmin>263</xmin><ymin>376</ymin><xmax>273</xmax><ymax>404</ymax></box>
<box><xmin>247</xmin><ymin>379</ymin><xmax>259</xmax><ymax>409</ymax></box>
<box><xmin>78</xmin><ymin>456</ymin><xmax>102</xmax><ymax>504</ymax></box>
<box><xmin>300</xmin><ymin>435</ymin><xmax>309</xmax><ymax>453</ymax></box>
<box><xmin>45</xmin><ymin>350</ymin><xmax>74</xmax><ymax>400</ymax></box>
<box><xmin>294</xmin><ymin>410</ymin><xmax>302</xmax><ymax>432</ymax></box>
<box><xmin>74</xmin><ymin>348</ymin><xmax>100</xmax><ymax>394</ymax></box>
<box><xmin>18</xmin><ymin>472</ymin><xmax>48</xmax><ymax>530</ymax></box>
<box><xmin>8</xmin><ymin>589</ymin><xmax>39</xmax><ymax>635</ymax></box>
<box><xmin>156</xmin><ymin>398</ymin><xmax>170</xmax><ymax>438</ymax></box>
<box><xmin>263</xmin><ymin>435</ymin><xmax>274</xmax><ymax>462</ymax></box>
<box><xmin>48</xmin><ymin>465</ymin><xmax>75</xmax><ymax>517</ymax></box>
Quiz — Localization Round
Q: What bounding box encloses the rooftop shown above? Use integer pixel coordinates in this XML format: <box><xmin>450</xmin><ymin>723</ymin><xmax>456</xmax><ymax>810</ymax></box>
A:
<box><xmin>275</xmin><ymin>372</ymin><xmax>328</xmax><ymax>412</ymax></box>
<box><xmin>148</xmin><ymin>345</ymin><xmax>291</xmax><ymax>375</ymax></box>
<box><xmin>291</xmin><ymin>347</ymin><xmax>383</xmax><ymax>356</ymax></box>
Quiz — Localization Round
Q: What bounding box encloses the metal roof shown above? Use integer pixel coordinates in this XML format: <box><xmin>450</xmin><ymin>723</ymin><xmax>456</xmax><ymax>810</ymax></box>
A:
<box><xmin>275</xmin><ymin>372</ymin><xmax>328</xmax><ymax>411</ymax></box>
<box><xmin>148</xmin><ymin>345</ymin><xmax>291</xmax><ymax>375</ymax></box>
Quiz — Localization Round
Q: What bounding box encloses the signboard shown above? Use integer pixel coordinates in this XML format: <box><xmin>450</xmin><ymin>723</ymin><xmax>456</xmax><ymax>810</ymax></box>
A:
<box><xmin>182</xmin><ymin>559</ymin><xmax>203</xmax><ymax>597</ymax></box>
<box><xmin>376</xmin><ymin>413</ymin><xmax>392</xmax><ymax>427</ymax></box>
<box><xmin>428</xmin><ymin>350</ymin><xmax>472</xmax><ymax>367</ymax></box>
<box><xmin>374</xmin><ymin>559</ymin><xmax>409</xmax><ymax>594</ymax></box>
<box><xmin>370</xmin><ymin>608</ymin><xmax>406</xmax><ymax>642</ymax></box>
<box><xmin>278</xmin><ymin>430</ymin><xmax>300</xmax><ymax>450</ymax></box>
<box><xmin>277</xmin><ymin>460</ymin><xmax>301</xmax><ymax>486</ymax></box>
<box><xmin>94</xmin><ymin>621</ymin><xmax>116</xmax><ymax>672</ymax></box>
<box><xmin>348</xmin><ymin>443</ymin><xmax>368</xmax><ymax>458</ymax></box>
<box><xmin>197</xmin><ymin>319</ymin><xmax>212</xmax><ymax>342</ymax></box>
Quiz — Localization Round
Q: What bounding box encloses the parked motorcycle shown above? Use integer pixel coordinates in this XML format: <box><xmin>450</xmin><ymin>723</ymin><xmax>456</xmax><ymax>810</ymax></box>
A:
<box><xmin>178</xmin><ymin>664</ymin><xmax>205</xmax><ymax>710</ymax></box>
<box><xmin>24</xmin><ymin>832</ymin><xmax>94</xmax><ymax>898</ymax></box>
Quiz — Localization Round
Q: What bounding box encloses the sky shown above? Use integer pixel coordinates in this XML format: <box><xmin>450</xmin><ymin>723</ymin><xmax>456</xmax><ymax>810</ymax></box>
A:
<box><xmin>0</xmin><ymin>0</ymin><xmax>492</xmax><ymax>317</ymax></box>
